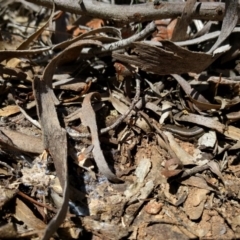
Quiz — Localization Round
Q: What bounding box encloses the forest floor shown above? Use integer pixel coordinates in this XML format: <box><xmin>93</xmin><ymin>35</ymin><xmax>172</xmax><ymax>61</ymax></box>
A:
<box><xmin>0</xmin><ymin>1</ymin><xmax>240</xmax><ymax>239</ymax></box>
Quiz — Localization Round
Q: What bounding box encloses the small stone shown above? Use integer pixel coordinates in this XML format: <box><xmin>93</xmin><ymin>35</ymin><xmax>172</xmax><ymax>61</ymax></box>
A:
<box><xmin>145</xmin><ymin>201</ymin><xmax>163</xmax><ymax>215</ymax></box>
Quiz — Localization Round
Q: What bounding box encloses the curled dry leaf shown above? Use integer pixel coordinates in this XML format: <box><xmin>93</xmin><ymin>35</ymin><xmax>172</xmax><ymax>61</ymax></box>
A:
<box><xmin>189</xmin><ymin>95</ymin><xmax>240</xmax><ymax>111</ymax></box>
<box><xmin>171</xmin><ymin>0</ymin><xmax>197</xmax><ymax>41</ymax></box>
<box><xmin>33</xmin><ymin>39</ymin><xmax>102</xmax><ymax>240</ymax></box>
<box><xmin>207</xmin><ymin>161</ymin><xmax>225</xmax><ymax>185</ymax></box>
<box><xmin>113</xmin><ymin>41</ymin><xmax>219</xmax><ymax>75</ymax></box>
<box><xmin>172</xmin><ymin>74</ymin><xmax>209</xmax><ymax>103</ymax></box>
<box><xmin>135</xmin><ymin>117</ymin><xmax>152</xmax><ymax>133</ymax></box>
<box><xmin>114</xmin><ymin>62</ymin><xmax>132</xmax><ymax>82</ymax></box>
<box><xmin>208</xmin><ymin>0</ymin><xmax>238</xmax><ymax>54</ymax></box>
<box><xmin>164</xmin><ymin>131</ymin><xmax>195</xmax><ymax>165</ymax></box>
<box><xmin>109</xmin><ymin>91</ymin><xmax>132</xmax><ymax>115</ymax></box>
<box><xmin>80</xmin><ymin>92</ymin><xmax>122</xmax><ymax>183</ymax></box>
<box><xmin>161</xmin><ymin>157</ymin><xmax>183</xmax><ymax>178</ymax></box>
<box><xmin>54</xmin><ymin>26</ymin><xmax>121</xmax><ymax>51</ymax></box>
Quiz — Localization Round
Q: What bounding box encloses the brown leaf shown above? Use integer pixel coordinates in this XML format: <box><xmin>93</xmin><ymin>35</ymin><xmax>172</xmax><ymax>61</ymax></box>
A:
<box><xmin>164</xmin><ymin>131</ymin><xmax>195</xmax><ymax>165</ymax></box>
<box><xmin>0</xmin><ymin>127</ymin><xmax>43</xmax><ymax>154</ymax></box>
<box><xmin>14</xmin><ymin>198</ymin><xmax>46</xmax><ymax>230</ymax></box>
<box><xmin>33</xmin><ymin>39</ymin><xmax>104</xmax><ymax>239</ymax></box>
<box><xmin>80</xmin><ymin>92</ymin><xmax>122</xmax><ymax>183</ymax></box>
<box><xmin>53</xmin><ymin>82</ymin><xmax>88</xmax><ymax>92</ymax></box>
<box><xmin>0</xmin><ymin>105</ymin><xmax>20</xmax><ymax>117</ymax></box>
<box><xmin>184</xmin><ymin>188</ymin><xmax>209</xmax><ymax>220</ymax></box>
<box><xmin>172</xmin><ymin>74</ymin><xmax>209</xmax><ymax>103</ymax></box>
<box><xmin>161</xmin><ymin>158</ymin><xmax>183</xmax><ymax>178</ymax></box>
<box><xmin>113</xmin><ymin>41</ymin><xmax>219</xmax><ymax>75</ymax></box>
<box><xmin>161</xmin><ymin>169</ymin><xmax>183</xmax><ymax>178</ymax></box>
<box><xmin>207</xmin><ymin>161</ymin><xmax>225</xmax><ymax>185</ymax></box>
<box><xmin>181</xmin><ymin>176</ymin><xmax>216</xmax><ymax>191</ymax></box>
<box><xmin>189</xmin><ymin>95</ymin><xmax>240</xmax><ymax>111</ymax></box>
<box><xmin>54</xmin><ymin>27</ymin><xmax>118</xmax><ymax>51</ymax></box>
<box><xmin>67</xmin><ymin>25</ymin><xmax>86</xmax><ymax>37</ymax></box>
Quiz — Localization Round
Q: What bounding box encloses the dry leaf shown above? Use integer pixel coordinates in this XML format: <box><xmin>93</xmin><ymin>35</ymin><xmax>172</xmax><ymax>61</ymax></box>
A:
<box><xmin>14</xmin><ymin>198</ymin><xmax>46</xmax><ymax>230</ymax></box>
<box><xmin>184</xmin><ymin>188</ymin><xmax>209</xmax><ymax>220</ymax></box>
<box><xmin>86</xmin><ymin>18</ymin><xmax>104</xmax><ymax>29</ymax></box>
<box><xmin>0</xmin><ymin>105</ymin><xmax>20</xmax><ymax>117</ymax></box>
<box><xmin>208</xmin><ymin>0</ymin><xmax>238</xmax><ymax>54</ymax></box>
<box><xmin>113</xmin><ymin>41</ymin><xmax>219</xmax><ymax>75</ymax></box>
<box><xmin>152</xmin><ymin>19</ymin><xmax>177</xmax><ymax>41</ymax></box>
<box><xmin>80</xmin><ymin>92</ymin><xmax>121</xmax><ymax>183</ymax></box>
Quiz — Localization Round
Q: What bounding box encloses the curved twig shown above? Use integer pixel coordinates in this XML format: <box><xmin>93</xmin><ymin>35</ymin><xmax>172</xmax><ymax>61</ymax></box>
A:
<box><xmin>101</xmin><ymin>73</ymin><xmax>141</xmax><ymax>134</ymax></box>
<box><xmin>81</xmin><ymin>21</ymin><xmax>156</xmax><ymax>56</ymax></box>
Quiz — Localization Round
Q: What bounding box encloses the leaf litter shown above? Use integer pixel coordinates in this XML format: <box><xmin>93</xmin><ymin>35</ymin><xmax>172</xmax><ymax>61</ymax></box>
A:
<box><xmin>0</xmin><ymin>0</ymin><xmax>240</xmax><ymax>239</ymax></box>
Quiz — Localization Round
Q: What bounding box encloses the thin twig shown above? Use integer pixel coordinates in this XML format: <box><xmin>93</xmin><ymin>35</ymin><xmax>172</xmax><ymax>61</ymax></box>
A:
<box><xmin>69</xmin><ymin>72</ymin><xmax>141</xmax><ymax>137</ymax></box>
<box><xmin>100</xmin><ymin>72</ymin><xmax>141</xmax><ymax>134</ymax></box>
<box><xmin>144</xmin><ymin>27</ymin><xmax>240</xmax><ymax>47</ymax></box>
<box><xmin>81</xmin><ymin>21</ymin><xmax>156</xmax><ymax>56</ymax></box>
<box><xmin>17</xmin><ymin>191</ymin><xmax>57</xmax><ymax>213</ymax></box>
<box><xmin>17</xmin><ymin>104</ymin><xmax>41</xmax><ymax>129</ymax></box>
<box><xmin>177</xmin><ymin>164</ymin><xmax>210</xmax><ymax>179</ymax></box>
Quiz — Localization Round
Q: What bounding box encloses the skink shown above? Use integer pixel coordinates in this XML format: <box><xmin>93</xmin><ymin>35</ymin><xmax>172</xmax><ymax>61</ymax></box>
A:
<box><xmin>162</xmin><ymin>124</ymin><xmax>205</xmax><ymax>140</ymax></box>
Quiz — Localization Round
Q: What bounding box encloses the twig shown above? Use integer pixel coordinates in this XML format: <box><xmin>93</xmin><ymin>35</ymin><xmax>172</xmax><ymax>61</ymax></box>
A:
<box><xmin>100</xmin><ymin>72</ymin><xmax>141</xmax><ymax>134</ymax></box>
<box><xmin>166</xmin><ymin>208</ymin><xmax>198</xmax><ymax>238</ymax></box>
<box><xmin>69</xmin><ymin>72</ymin><xmax>141</xmax><ymax>137</ymax></box>
<box><xmin>177</xmin><ymin>164</ymin><xmax>210</xmax><ymax>179</ymax></box>
<box><xmin>26</xmin><ymin>0</ymin><xmax>228</xmax><ymax>23</ymax></box>
<box><xmin>17</xmin><ymin>105</ymin><xmax>41</xmax><ymax>129</ymax></box>
<box><xmin>17</xmin><ymin>191</ymin><xmax>57</xmax><ymax>213</ymax></box>
<box><xmin>81</xmin><ymin>21</ymin><xmax>156</xmax><ymax>56</ymax></box>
